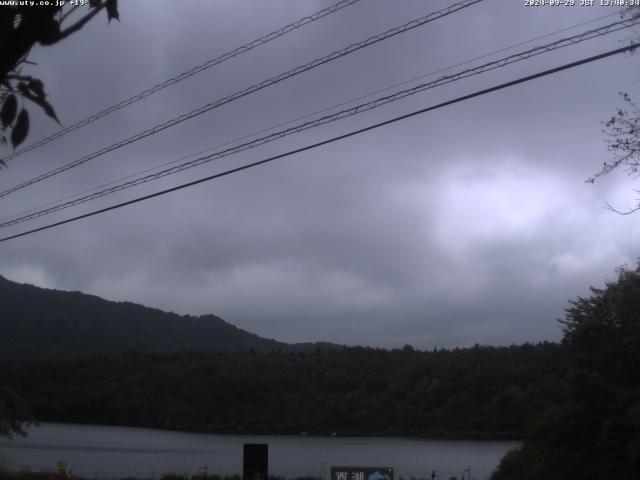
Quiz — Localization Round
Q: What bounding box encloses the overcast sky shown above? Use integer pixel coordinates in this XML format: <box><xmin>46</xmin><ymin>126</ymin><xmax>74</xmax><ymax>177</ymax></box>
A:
<box><xmin>1</xmin><ymin>0</ymin><xmax>639</xmax><ymax>348</ymax></box>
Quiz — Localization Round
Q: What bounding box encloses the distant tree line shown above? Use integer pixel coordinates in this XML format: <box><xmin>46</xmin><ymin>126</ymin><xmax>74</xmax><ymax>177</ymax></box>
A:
<box><xmin>0</xmin><ymin>343</ymin><xmax>565</xmax><ymax>439</ymax></box>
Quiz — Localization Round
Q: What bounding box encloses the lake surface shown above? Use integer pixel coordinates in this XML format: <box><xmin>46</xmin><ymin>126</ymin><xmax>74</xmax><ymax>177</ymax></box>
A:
<box><xmin>0</xmin><ymin>423</ymin><xmax>518</xmax><ymax>480</ymax></box>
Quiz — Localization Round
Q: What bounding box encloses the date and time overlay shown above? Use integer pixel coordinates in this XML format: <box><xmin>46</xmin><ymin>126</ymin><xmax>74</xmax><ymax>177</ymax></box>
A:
<box><xmin>6</xmin><ymin>0</ymin><xmax>639</xmax><ymax>9</ymax></box>
<box><xmin>525</xmin><ymin>0</ymin><xmax>640</xmax><ymax>7</ymax></box>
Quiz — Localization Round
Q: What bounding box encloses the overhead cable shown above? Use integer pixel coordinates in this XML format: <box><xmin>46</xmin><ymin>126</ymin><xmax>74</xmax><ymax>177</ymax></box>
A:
<box><xmin>0</xmin><ymin>9</ymin><xmax>619</xmax><ymax>225</ymax></box>
<box><xmin>2</xmin><ymin>0</ymin><xmax>363</xmax><ymax>163</ymax></box>
<box><xmin>0</xmin><ymin>0</ymin><xmax>483</xmax><ymax>198</ymax></box>
<box><xmin>1</xmin><ymin>14</ymin><xmax>637</xmax><ymax>228</ymax></box>
<box><xmin>1</xmin><ymin>42</ymin><xmax>637</xmax><ymax>244</ymax></box>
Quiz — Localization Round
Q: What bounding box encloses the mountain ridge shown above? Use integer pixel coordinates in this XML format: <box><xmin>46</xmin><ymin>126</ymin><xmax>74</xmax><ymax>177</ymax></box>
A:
<box><xmin>0</xmin><ymin>274</ymin><xmax>338</xmax><ymax>360</ymax></box>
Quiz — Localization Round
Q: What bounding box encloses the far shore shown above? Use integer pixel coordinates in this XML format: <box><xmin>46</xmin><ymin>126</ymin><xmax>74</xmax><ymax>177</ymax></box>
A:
<box><xmin>16</xmin><ymin>420</ymin><xmax>523</xmax><ymax>442</ymax></box>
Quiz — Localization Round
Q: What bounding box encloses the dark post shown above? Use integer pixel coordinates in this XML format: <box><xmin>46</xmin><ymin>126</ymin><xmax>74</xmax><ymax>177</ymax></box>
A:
<box><xmin>243</xmin><ymin>443</ymin><xmax>268</xmax><ymax>480</ymax></box>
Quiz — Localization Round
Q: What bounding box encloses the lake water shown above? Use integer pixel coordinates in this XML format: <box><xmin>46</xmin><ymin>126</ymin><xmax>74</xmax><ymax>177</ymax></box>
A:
<box><xmin>0</xmin><ymin>423</ymin><xmax>518</xmax><ymax>480</ymax></box>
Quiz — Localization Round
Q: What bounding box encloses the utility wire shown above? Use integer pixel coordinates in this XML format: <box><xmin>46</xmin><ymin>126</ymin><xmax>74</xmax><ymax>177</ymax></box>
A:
<box><xmin>1</xmin><ymin>14</ymin><xmax>637</xmax><ymax>228</ymax></box>
<box><xmin>1</xmin><ymin>42</ymin><xmax>637</xmax><ymax>244</ymax></box>
<box><xmin>0</xmin><ymin>9</ymin><xmax>619</xmax><ymax>225</ymax></box>
<box><xmin>0</xmin><ymin>0</ymin><xmax>483</xmax><ymax>199</ymax></box>
<box><xmin>22</xmin><ymin>0</ymin><xmax>605</xmax><ymax>227</ymax></box>
<box><xmin>17</xmin><ymin>5</ymin><xmax>615</xmax><ymax>228</ymax></box>
<box><xmin>2</xmin><ymin>0</ymin><xmax>363</xmax><ymax>163</ymax></box>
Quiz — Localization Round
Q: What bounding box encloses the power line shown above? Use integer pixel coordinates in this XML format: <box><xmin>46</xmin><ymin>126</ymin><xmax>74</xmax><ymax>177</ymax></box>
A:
<box><xmin>2</xmin><ymin>0</ymin><xmax>363</xmax><ymax>163</ymax></box>
<box><xmin>1</xmin><ymin>9</ymin><xmax>618</xmax><ymax>226</ymax></box>
<box><xmin>1</xmin><ymin>9</ymin><xmax>620</xmax><ymax>225</ymax></box>
<box><xmin>2</xmin><ymin>14</ymin><xmax>637</xmax><ymax>228</ymax></box>
<box><xmin>1</xmin><ymin>42</ymin><xmax>636</xmax><ymax>244</ymax></box>
<box><xmin>3</xmin><ymin>14</ymin><xmax>635</xmax><ymax>227</ymax></box>
<box><xmin>1</xmin><ymin>12</ymin><xmax>623</xmax><ymax>226</ymax></box>
<box><xmin>0</xmin><ymin>0</ymin><xmax>483</xmax><ymax>199</ymax></box>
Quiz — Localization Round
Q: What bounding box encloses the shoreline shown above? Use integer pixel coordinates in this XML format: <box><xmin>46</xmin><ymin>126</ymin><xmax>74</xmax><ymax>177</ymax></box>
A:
<box><xmin>20</xmin><ymin>420</ymin><xmax>523</xmax><ymax>442</ymax></box>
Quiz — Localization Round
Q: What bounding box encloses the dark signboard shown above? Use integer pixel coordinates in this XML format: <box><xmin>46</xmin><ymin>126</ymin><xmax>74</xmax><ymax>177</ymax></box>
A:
<box><xmin>243</xmin><ymin>443</ymin><xmax>268</xmax><ymax>480</ymax></box>
<box><xmin>330</xmin><ymin>466</ymin><xmax>393</xmax><ymax>480</ymax></box>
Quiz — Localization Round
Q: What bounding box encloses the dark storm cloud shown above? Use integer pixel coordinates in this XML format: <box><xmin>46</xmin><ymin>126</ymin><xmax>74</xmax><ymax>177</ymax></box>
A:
<box><xmin>1</xmin><ymin>0</ymin><xmax>639</xmax><ymax>348</ymax></box>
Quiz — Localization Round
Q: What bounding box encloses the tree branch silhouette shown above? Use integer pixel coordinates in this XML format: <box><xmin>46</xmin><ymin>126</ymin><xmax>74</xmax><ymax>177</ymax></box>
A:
<box><xmin>0</xmin><ymin>1</ymin><xmax>118</xmax><ymax>162</ymax></box>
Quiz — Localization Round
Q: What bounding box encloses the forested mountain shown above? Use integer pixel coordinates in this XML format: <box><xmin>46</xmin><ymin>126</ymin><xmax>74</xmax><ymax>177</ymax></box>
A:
<box><xmin>0</xmin><ymin>275</ymin><xmax>333</xmax><ymax>360</ymax></box>
<box><xmin>0</xmin><ymin>274</ymin><xmax>569</xmax><ymax>440</ymax></box>
<box><xmin>0</xmin><ymin>343</ymin><xmax>566</xmax><ymax>438</ymax></box>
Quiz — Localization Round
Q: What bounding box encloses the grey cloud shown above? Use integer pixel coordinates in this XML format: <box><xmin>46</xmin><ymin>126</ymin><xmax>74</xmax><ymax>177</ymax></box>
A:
<box><xmin>1</xmin><ymin>0</ymin><xmax>639</xmax><ymax>349</ymax></box>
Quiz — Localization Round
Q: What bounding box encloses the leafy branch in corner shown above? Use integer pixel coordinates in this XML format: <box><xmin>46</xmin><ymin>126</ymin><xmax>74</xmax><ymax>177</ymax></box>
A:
<box><xmin>0</xmin><ymin>0</ymin><xmax>119</xmax><ymax>167</ymax></box>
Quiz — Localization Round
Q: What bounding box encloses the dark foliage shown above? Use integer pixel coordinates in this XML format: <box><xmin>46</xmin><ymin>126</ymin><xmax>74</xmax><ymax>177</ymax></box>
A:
<box><xmin>0</xmin><ymin>386</ymin><xmax>33</xmax><ymax>438</ymax></box>
<box><xmin>491</xmin><ymin>264</ymin><xmax>640</xmax><ymax>480</ymax></box>
<box><xmin>0</xmin><ymin>1</ymin><xmax>118</xmax><ymax>156</ymax></box>
<box><xmin>0</xmin><ymin>342</ymin><xmax>565</xmax><ymax>438</ymax></box>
